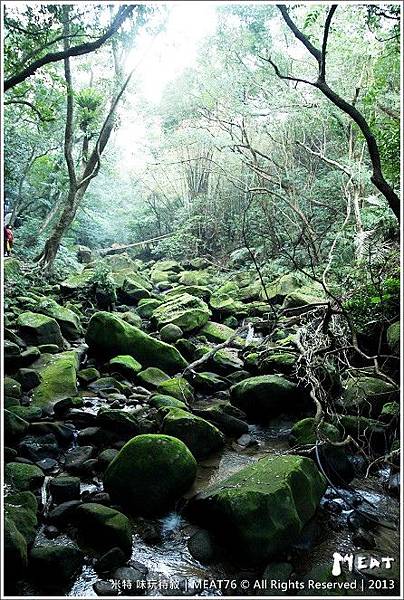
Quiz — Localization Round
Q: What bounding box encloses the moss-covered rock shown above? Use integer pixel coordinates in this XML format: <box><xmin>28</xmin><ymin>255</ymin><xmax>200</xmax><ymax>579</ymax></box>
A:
<box><xmin>289</xmin><ymin>418</ymin><xmax>341</xmax><ymax>447</ymax></box>
<box><xmin>187</xmin><ymin>454</ymin><xmax>326</xmax><ymax>563</ymax></box>
<box><xmin>179</xmin><ymin>270</ymin><xmax>210</xmax><ymax>286</ymax></box>
<box><xmin>380</xmin><ymin>401</ymin><xmax>400</xmax><ymax>422</ymax></box>
<box><xmin>86</xmin><ymin>312</ymin><xmax>187</xmax><ymax>373</ymax></box>
<box><xmin>78</xmin><ymin>367</ymin><xmax>100</xmax><ymax>384</ymax></box>
<box><xmin>199</xmin><ymin>321</ymin><xmax>238</xmax><ymax>344</ymax></box>
<box><xmin>152</xmin><ymin>293</ymin><xmax>211</xmax><ymax>332</ymax></box>
<box><xmin>36</xmin><ymin>298</ymin><xmax>83</xmax><ymax>339</ymax></box>
<box><xmin>209</xmin><ymin>293</ymin><xmax>246</xmax><ymax>316</ymax></box>
<box><xmin>165</xmin><ymin>285</ymin><xmax>211</xmax><ymax>301</ymax></box>
<box><xmin>149</xmin><ymin>394</ymin><xmax>188</xmax><ymax>411</ymax></box>
<box><xmin>136</xmin><ymin>298</ymin><xmax>163</xmax><ymax>319</ymax></box>
<box><xmin>76</xmin><ymin>503</ymin><xmax>132</xmax><ymax>555</ymax></box>
<box><xmin>89</xmin><ymin>376</ymin><xmax>128</xmax><ymax>395</ymax></box>
<box><xmin>193</xmin><ymin>371</ymin><xmax>228</xmax><ymax>392</ymax></box>
<box><xmin>5</xmin><ymin>462</ymin><xmax>45</xmax><ymax>492</ymax></box>
<box><xmin>104</xmin><ymin>434</ymin><xmax>197</xmax><ymax>515</ymax></box>
<box><xmin>260</xmin><ymin>272</ymin><xmax>306</xmax><ymax>302</ymax></box>
<box><xmin>109</xmin><ymin>355</ymin><xmax>142</xmax><ymax>379</ymax></box>
<box><xmin>4</xmin><ymin>409</ymin><xmax>29</xmax><ymax>443</ymax></box>
<box><xmin>4</xmin><ymin>257</ymin><xmax>21</xmax><ymax>279</ymax></box>
<box><xmin>161</xmin><ymin>408</ymin><xmax>224</xmax><ymax>459</ymax></box>
<box><xmin>157</xmin><ymin>376</ymin><xmax>194</xmax><ymax>402</ymax></box>
<box><xmin>7</xmin><ymin>405</ymin><xmax>43</xmax><ymax>422</ymax></box>
<box><xmin>160</xmin><ymin>323</ymin><xmax>183</xmax><ymax>343</ymax></box>
<box><xmin>31</xmin><ymin>351</ymin><xmax>79</xmax><ymax>408</ymax></box>
<box><xmin>119</xmin><ymin>274</ymin><xmax>152</xmax><ymax>303</ymax></box>
<box><xmin>341</xmin><ymin>376</ymin><xmax>397</xmax><ymax>415</ymax></box>
<box><xmin>4</xmin><ymin>376</ymin><xmax>22</xmax><ymax>398</ymax></box>
<box><xmin>96</xmin><ymin>408</ymin><xmax>139</xmax><ymax>435</ymax></box>
<box><xmin>5</xmin><ymin>491</ymin><xmax>38</xmax><ymax>546</ymax></box>
<box><xmin>119</xmin><ymin>310</ymin><xmax>143</xmax><ymax>328</ymax></box>
<box><xmin>29</xmin><ymin>544</ymin><xmax>84</xmax><ymax>586</ymax></box>
<box><xmin>4</xmin><ymin>516</ymin><xmax>27</xmax><ymax>576</ymax></box>
<box><xmin>17</xmin><ymin>311</ymin><xmax>64</xmax><ymax>349</ymax></box>
<box><xmin>260</xmin><ymin>352</ymin><xmax>297</xmax><ymax>375</ymax></box>
<box><xmin>230</xmin><ymin>375</ymin><xmax>299</xmax><ymax>419</ymax></box>
<box><xmin>138</xmin><ymin>367</ymin><xmax>170</xmax><ymax>388</ymax></box>
<box><xmin>60</xmin><ymin>269</ymin><xmax>95</xmax><ymax>294</ymax></box>
<box><xmin>387</xmin><ymin>321</ymin><xmax>400</xmax><ymax>353</ymax></box>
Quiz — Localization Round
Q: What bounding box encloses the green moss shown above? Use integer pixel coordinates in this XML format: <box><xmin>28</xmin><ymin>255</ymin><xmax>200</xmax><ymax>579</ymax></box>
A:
<box><xmin>380</xmin><ymin>401</ymin><xmax>400</xmax><ymax>419</ymax></box>
<box><xmin>5</xmin><ymin>491</ymin><xmax>38</xmax><ymax>545</ymax></box>
<box><xmin>152</xmin><ymin>293</ymin><xmax>211</xmax><ymax>332</ymax></box>
<box><xmin>199</xmin><ymin>321</ymin><xmax>237</xmax><ymax>344</ymax></box>
<box><xmin>4</xmin><ymin>516</ymin><xmax>27</xmax><ymax>574</ymax></box>
<box><xmin>342</xmin><ymin>376</ymin><xmax>397</xmax><ymax>414</ymax></box>
<box><xmin>60</xmin><ymin>269</ymin><xmax>95</xmax><ymax>293</ymax></box>
<box><xmin>230</xmin><ymin>375</ymin><xmax>299</xmax><ymax>419</ymax></box>
<box><xmin>188</xmin><ymin>454</ymin><xmax>326</xmax><ymax>563</ymax></box>
<box><xmin>104</xmin><ymin>434</ymin><xmax>197</xmax><ymax>515</ymax></box>
<box><xmin>4</xmin><ymin>377</ymin><xmax>22</xmax><ymax>398</ymax></box>
<box><xmin>289</xmin><ymin>418</ymin><xmax>341</xmax><ymax>447</ymax></box>
<box><xmin>109</xmin><ymin>355</ymin><xmax>142</xmax><ymax>379</ymax></box>
<box><xmin>149</xmin><ymin>394</ymin><xmax>188</xmax><ymax>410</ymax></box>
<box><xmin>17</xmin><ymin>311</ymin><xmax>64</xmax><ymax>349</ymax></box>
<box><xmin>31</xmin><ymin>351</ymin><xmax>79</xmax><ymax>408</ymax></box>
<box><xmin>157</xmin><ymin>376</ymin><xmax>194</xmax><ymax>402</ymax></box>
<box><xmin>4</xmin><ymin>409</ymin><xmax>29</xmax><ymax>442</ymax></box>
<box><xmin>162</xmin><ymin>408</ymin><xmax>224</xmax><ymax>459</ymax></box>
<box><xmin>36</xmin><ymin>298</ymin><xmax>83</xmax><ymax>339</ymax></box>
<box><xmin>78</xmin><ymin>367</ymin><xmax>100</xmax><ymax>384</ymax></box>
<box><xmin>29</xmin><ymin>544</ymin><xmax>83</xmax><ymax>585</ymax></box>
<box><xmin>138</xmin><ymin>367</ymin><xmax>170</xmax><ymax>387</ymax></box>
<box><xmin>165</xmin><ymin>285</ymin><xmax>211</xmax><ymax>301</ymax></box>
<box><xmin>76</xmin><ymin>503</ymin><xmax>132</xmax><ymax>555</ymax></box>
<box><xmin>86</xmin><ymin>312</ymin><xmax>187</xmax><ymax>373</ymax></box>
<box><xmin>179</xmin><ymin>270</ymin><xmax>210</xmax><ymax>286</ymax></box>
<box><xmin>136</xmin><ymin>298</ymin><xmax>163</xmax><ymax>319</ymax></box>
<box><xmin>5</xmin><ymin>462</ymin><xmax>45</xmax><ymax>492</ymax></box>
<box><xmin>387</xmin><ymin>321</ymin><xmax>400</xmax><ymax>353</ymax></box>
<box><xmin>209</xmin><ymin>293</ymin><xmax>245</xmax><ymax>316</ymax></box>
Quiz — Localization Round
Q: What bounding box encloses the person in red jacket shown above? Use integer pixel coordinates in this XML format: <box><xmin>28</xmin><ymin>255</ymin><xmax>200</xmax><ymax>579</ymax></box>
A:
<box><xmin>4</xmin><ymin>224</ymin><xmax>14</xmax><ymax>256</ymax></box>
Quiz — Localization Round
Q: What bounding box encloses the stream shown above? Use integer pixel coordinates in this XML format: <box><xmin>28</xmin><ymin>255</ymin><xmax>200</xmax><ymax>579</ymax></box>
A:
<box><xmin>22</xmin><ymin>418</ymin><xmax>397</xmax><ymax>598</ymax></box>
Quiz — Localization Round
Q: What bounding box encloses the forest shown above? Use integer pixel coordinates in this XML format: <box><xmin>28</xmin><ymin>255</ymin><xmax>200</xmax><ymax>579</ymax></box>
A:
<box><xmin>2</xmin><ymin>2</ymin><xmax>401</xmax><ymax>598</ymax></box>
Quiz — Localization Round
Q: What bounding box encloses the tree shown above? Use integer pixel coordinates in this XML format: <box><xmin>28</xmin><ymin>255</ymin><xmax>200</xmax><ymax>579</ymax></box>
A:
<box><xmin>266</xmin><ymin>5</ymin><xmax>400</xmax><ymax>222</ymax></box>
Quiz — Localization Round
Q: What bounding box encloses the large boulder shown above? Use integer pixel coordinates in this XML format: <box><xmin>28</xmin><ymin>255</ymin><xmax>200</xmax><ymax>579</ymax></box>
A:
<box><xmin>104</xmin><ymin>434</ymin><xmax>197</xmax><ymax>515</ymax></box>
<box><xmin>5</xmin><ymin>491</ymin><xmax>38</xmax><ymax>547</ymax></box>
<box><xmin>109</xmin><ymin>355</ymin><xmax>142</xmax><ymax>379</ymax></box>
<box><xmin>152</xmin><ymin>293</ymin><xmax>211</xmax><ymax>333</ymax></box>
<box><xmin>199</xmin><ymin>321</ymin><xmax>238</xmax><ymax>344</ymax></box>
<box><xmin>187</xmin><ymin>454</ymin><xmax>326</xmax><ymax>564</ymax></box>
<box><xmin>119</xmin><ymin>274</ymin><xmax>152</xmax><ymax>303</ymax></box>
<box><xmin>29</xmin><ymin>544</ymin><xmax>84</xmax><ymax>587</ymax></box>
<box><xmin>17</xmin><ymin>311</ymin><xmax>64</xmax><ymax>349</ymax></box>
<box><xmin>230</xmin><ymin>375</ymin><xmax>299</xmax><ymax>420</ymax></box>
<box><xmin>387</xmin><ymin>321</ymin><xmax>400</xmax><ymax>354</ymax></box>
<box><xmin>165</xmin><ymin>285</ymin><xmax>211</xmax><ymax>301</ymax></box>
<box><xmin>31</xmin><ymin>351</ymin><xmax>79</xmax><ymax>408</ymax></box>
<box><xmin>5</xmin><ymin>462</ymin><xmax>45</xmax><ymax>492</ymax></box>
<box><xmin>4</xmin><ymin>409</ymin><xmax>29</xmax><ymax>444</ymax></box>
<box><xmin>60</xmin><ymin>269</ymin><xmax>95</xmax><ymax>294</ymax></box>
<box><xmin>161</xmin><ymin>408</ymin><xmax>224</xmax><ymax>459</ymax></box>
<box><xmin>75</xmin><ymin>503</ymin><xmax>132</xmax><ymax>555</ymax></box>
<box><xmin>35</xmin><ymin>298</ymin><xmax>83</xmax><ymax>340</ymax></box>
<box><xmin>85</xmin><ymin>311</ymin><xmax>187</xmax><ymax>373</ymax></box>
<box><xmin>157</xmin><ymin>376</ymin><xmax>194</xmax><ymax>402</ymax></box>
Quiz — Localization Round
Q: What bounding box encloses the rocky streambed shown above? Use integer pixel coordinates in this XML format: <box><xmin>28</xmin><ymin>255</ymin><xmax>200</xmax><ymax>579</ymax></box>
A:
<box><xmin>3</xmin><ymin>253</ymin><xmax>400</xmax><ymax>596</ymax></box>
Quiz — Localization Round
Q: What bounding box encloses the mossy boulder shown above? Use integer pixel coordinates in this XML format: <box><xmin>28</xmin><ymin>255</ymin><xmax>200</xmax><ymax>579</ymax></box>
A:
<box><xmin>160</xmin><ymin>323</ymin><xmax>183</xmax><ymax>343</ymax></box>
<box><xmin>119</xmin><ymin>311</ymin><xmax>143</xmax><ymax>328</ymax></box>
<box><xmin>60</xmin><ymin>269</ymin><xmax>95</xmax><ymax>294</ymax></box>
<box><xmin>199</xmin><ymin>321</ymin><xmax>237</xmax><ymax>344</ymax></box>
<box><xmin>104</xmin><ymin>434</ymin><xmax>197</xmax><ymax>515</ymax></box>
<box><xmin>380</xmin><ymin>401</ymin><xmax>400</xmax><ymax>422</ymax></box>
<box><xmin>36</xmin><ymin>298</ymin><xmax>83</xmax><ymax>339</ymax></box>
<box><xmin>157</xmin><ymin>376</ymin><xmax>194</xmax><ymax>402</ymax></box>
<box><xmin>17</xmin><ymin>311</ymin><xmax>64</xmax><ymax>349</ymax></box>
<box><xmin>4</xmin><ymin>409</ymin><xmax>29</xmax><ymax>443</ymax></box>
<box><xmin>260</xmin><ymin>352</ymin><xmax>297</xmax><ymax>374</ymax></box>
<box><xmin>230</xmin><ymin>375</ymin><xmax>299</xmax><ymax>419</ymax></box>
<box><xmin>109</xmin><ymin>355</ymin><xmax>142</xmax><ymax>379</ymax></box>
<box><xmin>136</xmin><ymin>298</ymin><xmax>163</xmax><ymax>319</ymax></box>
<box><xmin>31</xmin><ymin>351</ymin><xmax>79</xmax><ymax>408</ymax></box>
<box><xmin>165</xmin><ymin>285</ymin><xmax>211</xmax><ymax>301</ymax></box>
<box><xmin>149</xmin><ymin>394</ymin><xmax>188</xmax><ymax>411</ymax></box>
<box><xmin>5</xmin><ymin>462</ymin><xmax>45</xmax><ymax>492</ymax></box>
<box><xmin>86</xmin><ymin>312</ymin><xmax>187</xmax><ymax>373</ymax></box>
<box><xmin>96</xmin><ymin>408</ymin><xmax>140</xmax><ymax>435</ymax></box>
<box><xmin>8</xmin><ymin>405</ymin><xmax>42</xmax><ymax>422</ymax></box>
<box><xmin>4</xmin><ymin>376</ymin><xmax>22</xmax><ymax>398</ymax></box>
<box><xmin>387</xmin><ymin>321</ymin><xmax>400</xmax><ymax>353</ymax></box>
<box><xmin>138</xmin><ymin>367</ymin><xmax>170</xmax><ymax>388</ymax></box>
<box><xmin>193</xmin><ymin>371</ymin><xmax>228</xmax><ymax>392</ymax></box>
<box><xmin>78</xmin><ymin>367</ymin><xmax>100</xmax><ymax>384</ymax></box>
<box><xmin>209</xmin><ymin>293</ymin><xmax>246</xmax><ymax>316</ymax></box>
<box><xmin>5</xmin><ymin>491</ymin><xmax>38</xmax><ymax>546</ymax></box>
<box><xmin>29</xmin><ymin>544</ymin><xmax>84</xmax><ymax>586</ymax></box>
<box><xmin>260</xmin><ymin>272</ymin><xmax>306</xmax><ymax>302</ymax></box>
<box><xmin>4</xmin><ymin>516</ymin><xmax>27</xmax><ymax>576</ymax></box>
<box><xmin>76</xmin><ymin>503</ymin><xmax>132</xmax><ymax>555</ymax></box>
<box><xmin>152</xmin><ymin>293</ymin><xmax>211</xmax><ymax>332</ymax></box>
<box><xmin>161</xmin><ymin>408</ymin><xmax>224</xmax><ymax>459</ymax></box>
<box><xmin>152</xmin><ymin>259</ymin><xmax>182</xmax><ymax>273</ymax></box>
<box><xmin>187</xmin><ymin>454</ymin><xmax>326</xmax><ymax>563</ymax></box>
<box><xmin>289</xmin><ymin>418</ymin><xmax>341</xmax><ymax>447</ymax></box>
<box><xmin>341</xmin><ymin>375</ymin><xmax>397</xmax><ymax>416</ymax></box>
<box><xmin>119</xmin><ymin>274</ymin><xmax>152</xmax><ymax>303</ymax></box>
<box><xmin>179</xmin><ymin>270</ymin><xmax>210</xmax><ymax>286</ymax></box>
<box><xmin>4</xmin><ymin>257</ymin><xmax>21</xmax><ymax>279</ymax></box>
